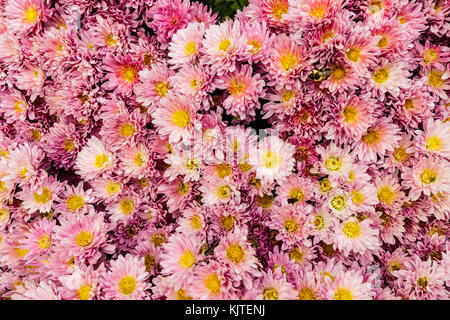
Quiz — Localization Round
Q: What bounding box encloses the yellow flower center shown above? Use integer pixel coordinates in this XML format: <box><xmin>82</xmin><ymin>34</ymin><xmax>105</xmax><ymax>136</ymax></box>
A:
<box><xmin>417</xmin><ymin>277</ymin><xmax>429</xmax><ymax>289</ymax></box>
<box><xmin>15</xmin><ymin>248</ymin><xmax>29</xmax><ymax>258</ymax></box>
<box><xmin>393</xmin><ymin>147</ymin><xmax>410</xmax><ymax>162</ymax></box>
<box><xmin>351</xmin><ymin>191</ymin><xmax>365</xmax><ymax>205</ymax></box>
<box><xmin>215</xmin><ymin>163</ymin><xmax>232</xmax><ymax>178</ymax></box>
<box><xmin>176</xmin><ymin>289</ymin><xmax>193</xmax><ymax>300</ymax></box>
<box><xmin>217</xmin><ymin>185</ymin><xmax>232</xmax><ymax>199</ymax></box>
<box><xmin>423</xmin><ymin>49</ymin><xmax>439</xmax><ymax>64</ymax></box>
<box><xmin>289</xmin><ymin>187</ymin><xmax>304</xmax><ymax>202</ymax></box>
<box><xmin>346</xmin><ymin>47</ymin><xmax>361</xmax><ymax>62</ymax></box>
<box><xmin>154</xmin><ymin>81</ymin><xmax>169</xmax><ymax>97</ymax></box>
<box><xmin>420</xmin><ymin>169</ymin><xmax>437</xmax><ymax>184</ymax></box>
<box><xmin>426</xmin><ymin>136</ymin><xmax>442</xmax><ymax>151</ymax></box>
<box><xmin>263</xmin><ymin>287</ymin><xmax>279</xmax><ymax>300</ymax></box>
<box><xmin>77</xmin><ymin>285</ymin><xmax>92</xmax><ymax>300</ymax></box>
<box><xmin>281</xmin><ymin>90</ymin><xmax>295</xmax><ymax>102</ymax></box>
<box><xmin>120</xmin><ymin>66</ymin><xmax>138</xmax><ymax>83</ymax></box>
<box><xmin>185</xmin><ymin>41</ymin><xmax>196</xmax><ymax>57</ymax></box>
<box><xmin>403</xmin><ymin>98</ymin><xmax>414</xmax><ymax>111</ymax></box>
<box><xmin>228</xmin><ymin>78</ymin><xmax>246</xmax><ymax>96</ymax></box>
<box><xmin>314</xmin><ymin>215</ymin><xmax>325</xmax><ymax>230</ymax></box>
<box><xmin>204</xmin><ymin>274</ymin><xmax>221</xmax><ymax>294</ymax></box>
<box><xmin>218</xmin><ymin>39</ymin><xmax>231</xmax><ymax>52</ymax></box>
<box><xmin>428</xmin><ymin>70</ymin><xmax>444</xmax><ymax>88</ymax></box>
<box><xmin>262</xmin><ymin>151</ymin><xmax>281</xmax><ymax>169</ymax></box>
<box><xmin>106</xmin><ymin>182</ymin><xmax>120</xmax><ymax>195</ymax></box>
<box><xmin>342</xmin><ymin>221</ymin><xmax>360</xmax><ymax>238</ymax></box>
<box><xmin>63</xmin><ymin>139</ymin><xmax>75</xmax><ymax>152</ymax></box>
<box><xmin>334</xmin><ymin>288</ymin><xmax>353</xmax><ymax>300</ymax></box>
<box><xmin>95</xmin><ymin>154</ymin><xmax>109</xmax><ymax>169</ymax></box>
<box><xmin>226</xmin><ymin>244</ymin><xmax>245</xmax><ymax>263</ymax></box>
<box><xmin>248</xmin><ymin>39</ymin><xmax>261</xmax><ymax>53</ymax></box>
<box><xmin>257</xmin><ymin>194</ymin><xmax>274</xmax><ymax>208</ymax></box>
<box><xmin>134</xmin><ymin>152</ymin><xmax>145</xmax><ymax>167</ymax></box>
<box><xmin>368</xmin><ymin>1</ymin><xmax>382</xmax><ymax>14</ymax></box>
<box><xmin>325</xmin><ymin>156</ymin><xmax>342</xmax><ymax>171</ymax></box>
<box><xmin>298</xmin><ymin>287</ymin><xmax>317</xmax><ymax>300</ymax></box>
<box><xmin>377</xmin><ymin>36</ymin><xmax>388</xmax><ymax>48</ymax></box>
<box><xmin>389</xmin><ymin>261</ymin><xmax>402</xmax><ymax>272</ymax></box>
<box><xmin>38</xmin><ymin>235</ymin><xmax>51</xmax><ymax>250</ymax></box>
<box><xmin>190</xmin><ymin>215</ymin><xmax>202</xmax><ymax>230</ymax></box>
<box><xmin>33</xmin><ymin>187</ymin><xmax>52</xmax><ymax>204</ymax></box>
<box><xmin>272</xmin><ymin>0</ymin><xmax>289</xmax><ymax>19</ymax></box>
<box><xmin>284</xmin><ymin>219</ymin><xmax>298</xmax><ymax>233</ymax></box>
<box><xmin>330</xmin><ymin>65</ymin><xmax>346</xmax><ymax>82</ymax></box>
<box><xmin>119</xmin><ymin>123</ymin><xmax>135</xmax><ymax>138</ymax></box>
<box><xmin>321</xmin><ymin>30</ymin><xmax>334</xmax><ymax>43</ymax></box>
<box><xmin>377</xmin><ymin>186</ymin><xmax>395</xmax><ymax>204</ymax></box>
<box><xmin>151</xmin><ymin>233</ymin><xmax>166</xmax><ymax>246</ymax></box>
<box><xmin>14</xmin><ymin>101</ymin><xmax>24</xmax><ymax>113</ymax></box>
<box><xmin>220</xmin><ymin>215</ymin><xmax>235</xmax><ymax>231</ymax></box>
<box><xmin>319</xmin><ymin>178</ymin><xmax>332</xmax><ymax>192</ymax></box>
<box><xmin>120</xmin><ymin>198</ymin><xmax>135</xmax><ymax>215</ymax></box>
<box><xmin>372</xmin><ymin>67</ymin><xmax>390</xmax><ymax>84</ymax></box>
<box><xmin>185</xmin><ymin>158</ymin><xmax>200</xmax><ymax>171</ymax></box>
<box><xmin>25</xmin><ymin>6</ymin><xmax>39</xmax><ymax>24</ymax></box>
<box><xmin>118</xmin><ymin>276</ymin><xmax>137</xmax><ymax>295</ymax></box>
<box><xmin>171</xmin><ymin>110</ymin><xmax>191</xmax><ymax>128</ymax></box>
<box><xmin>67</xmin><ymin>195</ymin><xmax>85</xmax><ymax>212</ymax></box>
<box><xmin>177</xmin><ymin>181</ymin><xmax>190</xmax><ymax>195</ymax></box>
<box><xmin>75</xmin><ymin>231</ymin><xmax>93</xmax><ymax>247</ymax></box>
<box><xmin>330</xmin><ymin>195</ymin><xmax>346</xmax><ymax>210</ymax></box>
<box><xmin>343</xmin><ymin>105</ymin><xmax>359</xmax><ymax>123</ymax></box>
<box><xmin>362</xmin><ymin>129</ymin><xmax>381</xmax><ymax>144</ymax></box>
<box><xmin>179</xmin><ymin>250</ymin><xmax>196</xmax><ymax>268</ymax></box>
<box><xmin>31</xmin><ymin>129</ymin><xmax>42</xmax><ymax>141</ymax></box>
<box><xmin>279</xmin><ymin>53</ymin><xmax>298</xmax><ymax>72</ymax></box>
<box><xmin>105</xmin><ymin>34</ymin><xmax>117</xmax><ymax>46</ymax></box>
<box><xmin>289</xmin><ymin>247</ymin><xmax>303</xmax><ymax>263</ymax></box>
<box><xmin>144</xmin><ymin>254</ymin><xmax>156</xmax><ymax>271</ymax></box>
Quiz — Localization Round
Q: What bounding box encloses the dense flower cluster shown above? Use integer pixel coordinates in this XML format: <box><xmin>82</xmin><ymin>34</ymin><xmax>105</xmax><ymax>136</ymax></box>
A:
<box><xmin>0</xmin><ymin>0</ymin><xmax>449</xmax><ymax>300</ymax></box>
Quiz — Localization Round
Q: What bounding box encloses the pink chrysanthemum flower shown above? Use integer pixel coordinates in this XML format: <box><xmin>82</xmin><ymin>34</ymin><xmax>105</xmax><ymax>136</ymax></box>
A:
<box><xmin>249</xmin><ymin>136</ymin><xmax>295</xmax><ymax>184</ymax></box>
<box><xmin>416</xmin><ymin>40</ymin><xmax>450</xmax><ymax>70</ymax></box>
<box><xmin>148</xmin><ymin>0</ymin><xmax>193</xmax><ymax>45</ymax></box>
<box><xmin>266</xmin><ymin>203</ymin><xmax>314</xmax><ymax>249</ymax></box>
<box><xmin>43</xmin><ymin>121</ymin><xmax>81</xmax><ymax>170</ymax></box>
<box><xmin>347</xmin><ymin>182</ymin><xmax>379</xmax><ymax>213</ymax></box>
<box><xmin>106</xmin><ymin>193</ymin><xmax>140</xmax><ymax>225</ymax></box>
<box><xmin>159</xmin><ymin>233</ymin><xmax>203</xmax><ymax>286</ymax></box>
<box><xmin>90</xmin><ymin>15</ymin><xmax>129</xmax><ymax>54</ymax></box>
<box><xmin>132</xmin><ymin>240</ymin><xmax>162</xmax><ymax>277</ymax></box>
<box><xmin>90</xmin><ymin>176</ymin><xmax>124</xmax><ymax>204</ymax></box>
<box><xmin>320</xmin><ymin>59</ymin><xmax>359</xmax><ymax>93</ymax></box>
<box><xmin>168</xmin><ymin>22</ymin><xmax>205</xmax><ymax>66</ymax></box>
<box><xmin>376</xmin><ymin>208</ymin><xmax>406</xmax><ymax>245</ymax></box>
<box><xmin>262</xmin><ymin>80</ymin><xmax>304</xmax><ymax>120</ymax></box>
<box><xmin>322</xmin><ymin>268</ymin><xmax>375</xmax><ymax>300</ymax></box>
<box><xmin>13</xmin><ymin>64</ymin><xmax>46</xmax><ymax>100</ymax></box>
<box><xmin>190</xmin><ymin>261</ymin><xmax>230</xmax><ymax>300</ymax></box>
<box><xmin>171</xmin><ymin>64</ymin><xmax>213</xmax><ymax>105</ymax></box>
<box><xmin>175</xmin><ymin>205</ymin><xmax>206</xmax><ymax>235</ymax></box>
<box><xmin>199</xmin><ymin>177</ymin><xmax>239</xmax><ymax>206</ymax></box>
<box><xmin>134</xmin><ymin>64</ymin><xmax>174</xmax><ymax>113</ymax></box>
<box><xmin>216</xmin><ymin>64</ymin><xmax>265</xmax><ymax>120</ymax></box>
<box><xmin>103</xmin><ymin>55</ymin><xmax>142</xmax><ymax>96</ymax></box>
<box><xmin>164</xmin><ymin>150</ymin><xmax>202</xmax><ymax>182</ymax></box>
<box><xmin>368</xmin><ymin>60</ymin><xmax>411</xmax><ymax>98</ymax></box>
<box><xmin>100</xmin><ymin>254</ymin><xmax>150</xmax><ymax>300</ymax></box>
<box><xmin>0</xmin><ymin>90</ymin><xmax>32</xmax><ymax>124</ymax></box>
<box><xmin>333</xmin><ymin>217</ymin><xmax>380</xmax><ymax>256</ymax></box>
<box><xmin>2</xmin><ymin>142</ymin><xmax>45</xmax><ymax>188</ymax></box>
<box><xmin>415</xmin><ymin>118</ymin><xmax>450</xmax><ymax>158</ymax></box>
<box><xmin>265</xmin><ymin>34</ymin><xmax>309</xmax><ymax>89</ymax></box>
<box><xmin>152</xmin><ymin>93</ymin><xmax>199</xmax><ymax>144</ymax></box>
<box><xmin>17</xmin><ymin>174</ymin><xmax>62</xmax><ymax>214</ymax></box>
<box><xmin>55</xmin><ymin>182</ymin><xmax>94</xmax><ymax>215</ymax></box>
<box><xmin>374</xmin><ymin>175</ymin><xmax>405</xmax><ymax>210</ymax></box>
<box><xmin>256</xmin><ymin>269</ymin><xmax>296</xmax><ymax>300</ymax></box>
<box><xmin>395</xmin><ymin>255</ymin><xmax>447</xmax><ymax>300</ymax></box>
<box><xmin>215</xmin><ymin>227</ymin><xmax>260</xmax><ymax>278</ymax></box>
<box><xmin>54</xmin><ymin>212</ymin><xmax>114</xmax><ymax>264</ymax></box>
<box><xmin>354</xmin><ymin>118</ymin><xmax>401</xmax><ymax>163</ymax></box>
<box><xmin>17</xmin><ymin>218</ymin><xmax>56</xmax><ymax>263</ymax></box>
<box><xmin>201</xmin><ymin>20</ymin><xmax>247</xmax><ymax>76</ymax></box>
<box><xmin>313</xmin><ymin>143</ymin><xmax>353</xmax><ymax>182</ymax></box>
<box><xmin>4</xmin><ymin>0</ymin><xmax>50</xmax><ymax>35</ymax></box>
<box><xmin>342</xmin><ymin>26</ymin><xmax>380</xmax><ymax>73</ymax></box>
<box><xmin>402</xmin><ymin>157</ymin><xmax>450</xmax><ymax>201</ymax></box>
<box><xmin>245</xmin><ymin>0</ymin><xmax>292</xmax><ymax>29</ymax></box>
<box><xmin>118</xmin><ymin>143</ymin><xmax>154</xmax><ymax>179</ymax></box>
<box><xmin>294</xmin><ymin>268</ymin><xmax>322</xmax><ymax>300</ymax></box>
<box><xmin>59</xmin><ymin>264</ymin><xmax>103</xmax><ymax>300</ymax></box>
<box><xmin>285</xmin><ymin>0</ymin><xmax>343</xmax><ymax>29</ymax></box>
<box><xmin>242</xmin><ymin>21</ymin><xmax>272</xmax><ymax>62</ymax></box>
<box><xmin>424</xmin><ymin>67</ymin><xmax>450</xmax><ymax>99</ymax></box>
<box><xmin>276</xmin><ymin>174</ymin><xmax>314</xmax><ymax>205</ymax></box>
<box><xmin>100</xmin><ymin>108</ymin><xmax>146</xmax><ymax>151</ymax></box>
<box><xmin>75</xmin><ymin>137</ymin><xmax>116</xmax><ymax>181</ymax></box>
